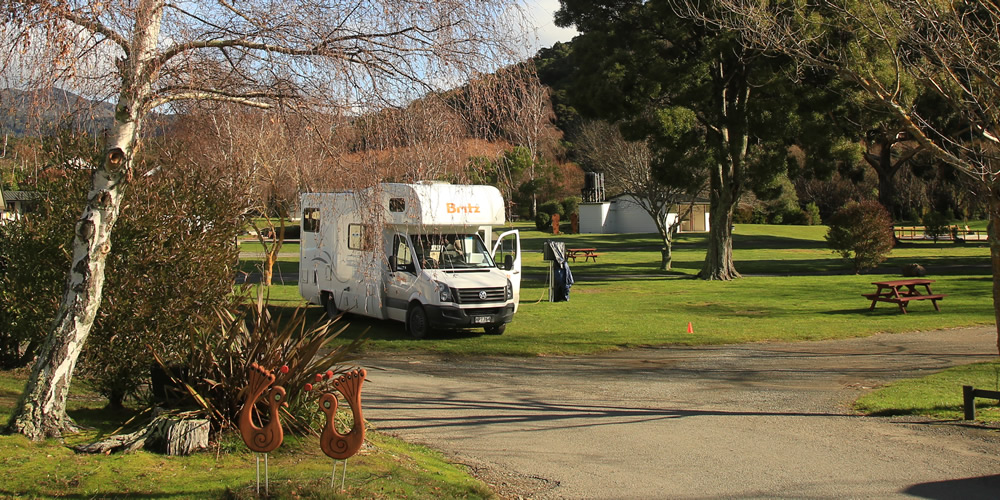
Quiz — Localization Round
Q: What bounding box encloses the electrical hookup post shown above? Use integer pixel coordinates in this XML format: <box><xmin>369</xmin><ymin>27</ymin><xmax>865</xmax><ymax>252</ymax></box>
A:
<box><xmin>543</xmin><ymin>240</ymin><xmax>573</xmax><ymax>302</ymax></box>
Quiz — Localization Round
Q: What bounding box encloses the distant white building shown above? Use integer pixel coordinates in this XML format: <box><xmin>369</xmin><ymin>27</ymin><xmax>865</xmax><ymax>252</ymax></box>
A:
<box><xmin>579</xmin><ymin>194</ymin><xmax>710</xmax><ymax>234</ymax></box>
<box><xmin>1</xmin><ymin>190</ymin><xmax>41</xmax><ymax>223</ymax></box>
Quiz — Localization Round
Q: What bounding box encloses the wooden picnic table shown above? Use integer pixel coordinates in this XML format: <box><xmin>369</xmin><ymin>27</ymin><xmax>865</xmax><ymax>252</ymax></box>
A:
<box><xmin>863</xmin><ymin>279</ymin><xmax>945</xmax><ymax>314</ymax></box>
<box><xmin>567</xmin><ymin>248</ymin><xmax>599</xmax><ymax>262</ymax></box>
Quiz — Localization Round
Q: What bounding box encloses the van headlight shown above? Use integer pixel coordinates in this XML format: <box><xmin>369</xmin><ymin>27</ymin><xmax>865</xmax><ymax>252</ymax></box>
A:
<box><xmin>505</xmin><ymin>279</ymin><xmax>513</xmax><ymax>301</ymax></box>
<box><xmin>435</xmin><ymin>281</ymin><xmax>454</xmax><ymax>303</ymax></box>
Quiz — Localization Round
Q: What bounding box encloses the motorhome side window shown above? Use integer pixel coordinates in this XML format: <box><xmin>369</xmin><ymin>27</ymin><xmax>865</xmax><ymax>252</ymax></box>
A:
<box><xmin>347</xmin><ymin>223</ymin><xmax>375</xmax><ymax>251</ymax></box>
<box><xmin>302</xmin><ymin>208</ymin><xmax>320</xmax><ymax>233</ymax></box>
<box><xmin>389</xmin><ymin>198</ymin><xmax>405</xmax><ymax>212</ymax></box>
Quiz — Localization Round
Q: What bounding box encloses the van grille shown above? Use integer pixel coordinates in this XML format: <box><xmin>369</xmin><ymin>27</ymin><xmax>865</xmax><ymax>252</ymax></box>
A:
<box><xmin>456</xmin><ymin>287</ymin><xmax>506</xmax><ymax>304</ymax></box>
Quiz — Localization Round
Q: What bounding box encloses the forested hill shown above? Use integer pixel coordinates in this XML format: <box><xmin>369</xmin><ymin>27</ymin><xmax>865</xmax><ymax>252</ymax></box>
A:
<box><xmin>0</xmin><ymin>87</ymin><xmax>115</xmax><ymax>137</ymax></box>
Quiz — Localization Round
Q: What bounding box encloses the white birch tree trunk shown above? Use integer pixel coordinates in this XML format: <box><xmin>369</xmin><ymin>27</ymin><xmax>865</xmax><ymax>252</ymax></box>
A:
<box><xmin>6</xmin><ymin>0</ymin><xmax>162</xmax><ymax>440</ymax></box>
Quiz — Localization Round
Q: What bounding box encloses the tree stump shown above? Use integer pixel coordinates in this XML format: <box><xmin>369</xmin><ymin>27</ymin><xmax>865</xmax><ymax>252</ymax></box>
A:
<box><xmin>153</xmin><ymin>418</ymin><xmax>210</xmax><ymax>456</ymax></box>
<box><xmin>75</xmin><ymin>411</ymin><xmax>209</xmax><ymax>455</ymax></box>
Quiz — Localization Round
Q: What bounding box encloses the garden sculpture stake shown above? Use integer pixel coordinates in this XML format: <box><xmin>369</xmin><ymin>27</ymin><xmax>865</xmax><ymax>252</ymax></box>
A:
<box><xmin>319</xmin><ymin>368</ymin><xmax>367</xmax><ymax>490</ymax></box>
<box><xmin>238</xmin><ymin>363</ymin><xmax>287</xmax><ymax>495</ymax></box>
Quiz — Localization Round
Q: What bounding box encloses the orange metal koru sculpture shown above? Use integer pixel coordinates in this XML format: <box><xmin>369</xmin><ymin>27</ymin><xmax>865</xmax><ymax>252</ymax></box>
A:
<box><xmin>238</xmin><ymin>362</ymin><xmax>287</xmax><ymax>453</ymax></box>
<box><xmin>319</xmin><ymin>368</ymin><xmax>367</xmax><ymax>460</ymax></box>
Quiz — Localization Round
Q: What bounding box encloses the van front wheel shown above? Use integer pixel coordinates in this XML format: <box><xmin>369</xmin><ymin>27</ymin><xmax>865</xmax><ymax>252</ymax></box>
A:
<box><xmin>406</xmin><ymin>304</ymin><xmax>430</xmax><ymax>339</ymax></box>
<box><xmin>322</xmin><ymin>292</ymin><xmax>340</xmax><ymax>319</ymax></box>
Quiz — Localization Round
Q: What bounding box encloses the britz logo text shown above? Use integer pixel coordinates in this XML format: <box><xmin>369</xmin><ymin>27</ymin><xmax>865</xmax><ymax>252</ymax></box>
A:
<box><xmin>446</xmin><ymin>203</ymin><xmax>480</xmax><ymax>214</ymax></box>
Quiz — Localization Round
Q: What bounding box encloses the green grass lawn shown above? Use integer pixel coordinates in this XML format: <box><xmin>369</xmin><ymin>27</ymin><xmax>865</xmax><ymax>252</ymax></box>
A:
<box><xmin>241</xmin><ymin>222</ymin><xmax>993</xmax><ymax>357</ymax></box>
<box><xmin>0</xmin><ymin>369</ymin><xmax>493</xmax><ymax>499</ymax></box>
<box><xmin>855</xmin><ymin>360</ymin><xmax>1000</xmax><ymax>423</ymax></box>
<box><xmin>260</xmin><ymin>271</ymin><xmax>993</xmax><ymax>357</ymax></box>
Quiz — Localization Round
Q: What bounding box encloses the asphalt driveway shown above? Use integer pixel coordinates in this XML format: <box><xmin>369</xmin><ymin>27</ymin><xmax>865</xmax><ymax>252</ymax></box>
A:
<box><xmin>361</xmin><ymin>326</ymin><xmax>1000</xmax><ymax>499</ymax></box>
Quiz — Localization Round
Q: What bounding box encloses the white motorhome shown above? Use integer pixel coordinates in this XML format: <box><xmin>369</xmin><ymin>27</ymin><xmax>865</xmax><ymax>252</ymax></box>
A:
<box><xmin>299</xmin><ymin>182</ymin><xmax>521</xmax><ymax>338</ymax></box>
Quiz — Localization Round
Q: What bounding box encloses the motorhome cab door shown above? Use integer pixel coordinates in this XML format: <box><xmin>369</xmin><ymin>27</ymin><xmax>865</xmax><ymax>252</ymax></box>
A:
<box><xmin>492</xmin><ymin>230</ymin><xmax>521</xmax><ymax>312</ymax></box>
<box><xmin>385</xmin><ymin>233</ymin><xmax>416</xmax><ymax>323</ymax></box>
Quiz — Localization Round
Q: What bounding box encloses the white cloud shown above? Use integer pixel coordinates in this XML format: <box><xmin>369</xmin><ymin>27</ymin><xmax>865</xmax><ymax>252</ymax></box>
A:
<box><xmin>524</xmin><ymin>0</ymin><xmax>577</xmax><ymax>50</ymax></box>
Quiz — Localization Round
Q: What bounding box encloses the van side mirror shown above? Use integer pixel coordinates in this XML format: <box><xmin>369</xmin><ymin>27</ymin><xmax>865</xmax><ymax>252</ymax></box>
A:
<box><xmin>389</xmin><ymin>259</ymin><xmax>397</xmax><ymax>273</ymax></box>
<box><xmin>503</xmin><ymin>254</ymin><xmax>514</xmax><ymax>271</ymax></box>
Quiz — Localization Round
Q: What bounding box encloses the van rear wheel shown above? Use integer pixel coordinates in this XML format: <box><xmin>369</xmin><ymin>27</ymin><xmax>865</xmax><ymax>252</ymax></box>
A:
<box><xmin>406</xmin><ymin>304</ymin><xmax>430</xmax><ymax>339</ymax></box>
<box><xmin>322</xmin><ymin>292</ymin><xmax>340</xmax><ymax>319</ymax></box>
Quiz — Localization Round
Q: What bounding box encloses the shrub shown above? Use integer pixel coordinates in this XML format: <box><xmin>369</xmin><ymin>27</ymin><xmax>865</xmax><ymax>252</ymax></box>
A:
<box><xmin>780</xmin><ymin>203</ymin><xmax>821</xmax><ymax>226</ymax></box>
<box><xmin>0</xmin><ymin>206</ymin><xmax>68</xmax><ymax>369</ymax></box>
<box><xmin>804</xmin><ymin>202</ymin><xmax>822</xmax><ymax>225</ymax></box>
<box><xmin>0</xmin><ymin>136</ymin><xmax>250</xmax><ymax>402</ymax></box>
<box><xmin>733</xmin><ymin>205</ymin><xmax>756</xmax><ymax>224</ymax></box>
<box><xmin>0</xmin><ymin>137</ymin><xmax>100</xmax><ymax>369</ymax></box>
<box><xmin>535</xmin><ymin>200</ymin><xmax>566</xmax><ymax>232</ymax></box>
<box><xmin>154</xmin><ymin>287</ymin><xmax>362</xmax><ymax>433</ymax></box>
<box><xmin>922</xmin><ymin>211</ymin><xmax>950</xmax><ymax>243</ymax></box>
<box><xmin>81</xmin><ymin>167</ymin><xmax>249</xmax><ymax>407</ymax></box>
<box><xmin>560</xmin><ymin>196</ymin><xmax>581</xmax><ymax>218</ymax></box>
<box><xmin>539</xmin><ymin>200</ymin><xmax>565</xmax><ymax>218</ymax></box>
<box><xmin>535</xmin><ymin>212</ymin><xmax>552</xmax><ymax>232</ymax></box>
<box><xmin>825</xmin><ymin>200</ymin><xmax>895</xmax><ymax>273</ymax></box>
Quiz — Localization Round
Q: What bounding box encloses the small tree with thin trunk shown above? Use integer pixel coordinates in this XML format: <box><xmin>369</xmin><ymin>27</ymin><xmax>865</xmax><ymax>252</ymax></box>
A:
<box><xmin>574</xmin><ymin>119</ymin><xmax>705</xmax><ymax>270</ymax></box>
<box><xmin>826</xmin><ymin>201</ymin><xmax>896</xmax><ymax>274</ymax></box>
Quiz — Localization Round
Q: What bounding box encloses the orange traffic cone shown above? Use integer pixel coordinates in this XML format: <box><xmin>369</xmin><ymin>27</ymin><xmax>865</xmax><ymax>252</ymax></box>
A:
<box><xmin>687</xmin><ymin>322</ymin><xmax>693</xmax><ymax>334</ymax></box>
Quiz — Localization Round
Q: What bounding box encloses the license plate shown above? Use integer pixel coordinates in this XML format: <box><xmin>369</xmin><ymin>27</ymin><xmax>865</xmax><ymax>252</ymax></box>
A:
<box><xmin>473</xmin><ymin>316</ymin><xmax>492</xmax><ymax>324</ymax></box>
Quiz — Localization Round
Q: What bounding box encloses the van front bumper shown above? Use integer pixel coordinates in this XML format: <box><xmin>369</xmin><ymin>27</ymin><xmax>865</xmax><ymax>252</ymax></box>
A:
<box><xmin>425</xmin><ymin>303</ymin><xmax>515</xmax><ymax>329</ymax></box>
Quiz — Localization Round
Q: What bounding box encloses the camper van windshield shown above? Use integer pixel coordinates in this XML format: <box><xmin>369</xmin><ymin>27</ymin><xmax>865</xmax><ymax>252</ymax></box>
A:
<box><xmin>411</xmin><ymin>233</ymin><xmax>495</xmax><ymax>271</ymax></box>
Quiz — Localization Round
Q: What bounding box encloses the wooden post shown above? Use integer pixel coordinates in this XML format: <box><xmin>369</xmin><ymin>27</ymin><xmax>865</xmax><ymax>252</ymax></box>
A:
<box><xmin>551</xmin><ymin>213</ymin><xmax>560</xmax><ymax>235</ymax></box>
<box><xmin>964</xmin><ymin>385</ymin><xmax>976</xmax><ymax>420</ymax></box>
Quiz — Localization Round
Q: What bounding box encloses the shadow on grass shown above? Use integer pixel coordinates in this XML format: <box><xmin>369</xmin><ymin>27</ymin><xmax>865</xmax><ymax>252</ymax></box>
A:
<box><xmin>821</xmin><ymin>308</ymin><xmax>905</xmax><ymax>316</ymax></box>
<box><xmin>731</xmin><ymin>233</ymin><xmax>828</xmax><ymax>249</ymax></box>
<box><xmin>67</xmin><ymin>406</ymin><xmax>145</xmax><ymax>438</ymax></box>
<box><xmin>863</xmin><ymin>404</ymin><xmax>966</xmax><ymax>418</ymax></box>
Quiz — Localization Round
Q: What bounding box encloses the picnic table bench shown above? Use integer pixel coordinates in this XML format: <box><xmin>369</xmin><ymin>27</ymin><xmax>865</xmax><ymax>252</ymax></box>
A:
<box><xmin>862</xmin><ymin>279</ymin><xmax>945</xmax><ymax>314</ymax></box>
<box><xmin>567</xmin><ymin>248</ymin><xmax>600</xmax><ymax>262</ymax></box>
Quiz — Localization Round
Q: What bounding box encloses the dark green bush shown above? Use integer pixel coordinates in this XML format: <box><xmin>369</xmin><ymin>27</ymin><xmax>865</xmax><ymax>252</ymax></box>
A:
<box><xmin>922</xmin><ymin>211</ymin><xmax>950</xmax><ymax>243</ymax></box>
<box><xmin>560</xmin><ymin>196</ymin><xmax>581</xmax><ymax>218</ymax></box>
<box><xmin>534</xmin><ymin>200</ymin><xmax>566</xmax><ymax>232</ymax></box>
<box><xmin>825</xmin><ymin>200</ymin><xmax>895</xmax><ymax>273</ymax></box>
<box><xmin>0</xmin><ymin>136</ymin><xmax>99</xmax><ymax>369</ymax></box>
<box><xmin>81</xmin><ymin>166</ymin><xmax>249</xmax><ymax>407</ymax></box>
<box><xmin>0</xmin><ymin>138</ymin><xmax>250</xmax><ymax>404</ymax></box>
<box><xmin>733</xmin><ymin>205</ymin><xmax>756</xmax><ymax>224</ymax></box>
<box><xmin>0</xmin><ymin>206</ymin><xmax>68</xmax><ymax>369</ymax></box>
<box><xmin>804</xmin><ymin>202</ymin><xmax>822</xmax><ymax>225</ymax></box>
<box><xmin>535</xmin><ymin>212</ymin><xmax>552</xmax><ymax>231</ymax></box>
<box><xmin>539</xmin><ymin>200</ymin><xmax>565</xmax><ymax>218</ymax></box>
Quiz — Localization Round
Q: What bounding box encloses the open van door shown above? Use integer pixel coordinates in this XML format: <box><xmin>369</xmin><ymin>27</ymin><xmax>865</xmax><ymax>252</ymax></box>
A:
<box><xmin>492</xmin><ymin>230</ymin><xmax>521</xmax><ymax>312</ymax></box>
